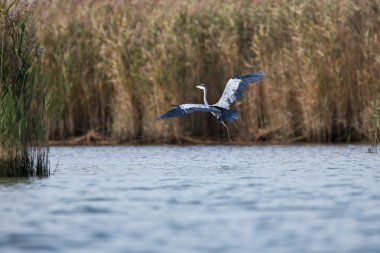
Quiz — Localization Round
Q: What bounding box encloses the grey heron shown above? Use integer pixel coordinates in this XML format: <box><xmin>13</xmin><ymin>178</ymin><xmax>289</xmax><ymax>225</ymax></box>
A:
<box><xmin>157</xmin><ymin>71</ymin><xmax>265</xmax><ymax>141</ymax></box>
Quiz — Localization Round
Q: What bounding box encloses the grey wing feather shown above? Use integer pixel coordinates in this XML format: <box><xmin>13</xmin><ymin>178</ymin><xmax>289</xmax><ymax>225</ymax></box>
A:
<box><xmin>213</xmin><ymin>71</ymin><xmax>265</xmax><ymax>109</ymax></box>
<box><xmin>157</xmin><ymin>104</ymin><xmax>221</xmax><ymax>120</ymax></box>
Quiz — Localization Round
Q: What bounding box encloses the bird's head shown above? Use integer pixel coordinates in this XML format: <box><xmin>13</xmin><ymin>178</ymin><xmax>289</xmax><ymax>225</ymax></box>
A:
<box><xmin>196</xmin><ymin>84</ymin><xmax>206</xmax><ymax>90</ymax></box>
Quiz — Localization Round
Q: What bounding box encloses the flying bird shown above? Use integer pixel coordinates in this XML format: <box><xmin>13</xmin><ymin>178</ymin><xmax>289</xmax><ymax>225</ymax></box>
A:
<box><xmin>157</xmin><ymin>71</ymin><xmax>265</xmax><ymax>141</ymax></box>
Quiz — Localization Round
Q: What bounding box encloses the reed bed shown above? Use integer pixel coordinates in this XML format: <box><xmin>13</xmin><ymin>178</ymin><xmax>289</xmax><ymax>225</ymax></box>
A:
<box><xmin>0</xmin><ymin>0</ymin><xmax>49</xmax><ymax>177</ymax></box>
<box><xmin>37</xmin><ymin>0</ymin><xmax>380</xmax><ymax>143</ymax></box>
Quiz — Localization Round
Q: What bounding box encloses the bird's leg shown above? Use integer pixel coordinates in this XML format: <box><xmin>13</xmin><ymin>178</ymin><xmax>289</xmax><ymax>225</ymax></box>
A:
<box><xmin>233</xmin><ymin>122</ymin><xmax>240</xmax><ymax>132</ymax></box>
<box><xmin>221</xmin><ymin>121</ymin><xmax>231</xmax><ymax>143</ymax></box>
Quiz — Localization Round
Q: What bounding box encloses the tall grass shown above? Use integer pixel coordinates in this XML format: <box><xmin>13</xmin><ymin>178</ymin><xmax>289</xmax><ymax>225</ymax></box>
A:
<box><xmin>38</xmin><ymin>0</ymin><xmax>380</xmax><ymax>143</ymax></box>
<box><xmin>369</xmin><ymin>98</ymin><xmax>380</xmax><ymax>152</ymax></box>
<box><xmin>0</xmin><ymin>0</ymin><xmax>49</xmax><ymax>177</ymax></box>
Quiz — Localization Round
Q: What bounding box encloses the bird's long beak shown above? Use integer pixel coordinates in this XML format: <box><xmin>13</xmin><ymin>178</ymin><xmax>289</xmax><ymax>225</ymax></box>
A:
<box><xmin>196</xmin><ymin>85</ymin><xmax>203</xmax><ymax>89</ymax></box>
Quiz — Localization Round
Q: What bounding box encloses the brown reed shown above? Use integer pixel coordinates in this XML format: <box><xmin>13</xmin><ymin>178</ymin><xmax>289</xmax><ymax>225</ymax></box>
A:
<box><xmin>37</xmin><ymin>0</ymin><xmax>380</xmax><ymax>143</ymax></box>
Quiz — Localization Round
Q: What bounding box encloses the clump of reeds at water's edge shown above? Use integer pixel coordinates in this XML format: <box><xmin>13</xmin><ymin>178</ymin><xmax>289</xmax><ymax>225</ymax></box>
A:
<box><xmin>0</xmin><ymin>0</ymin><xmax>49</xmax><ymax>177</ymax></box>
<box><xmin>38</xmin><ymin>0</ymin><xmax>380</xmax><ymax>144</ymax></box>
<box><xmin>369</xmin><ymin>98</ymin><xmax>380</xmax><ymax>153</ymax></box>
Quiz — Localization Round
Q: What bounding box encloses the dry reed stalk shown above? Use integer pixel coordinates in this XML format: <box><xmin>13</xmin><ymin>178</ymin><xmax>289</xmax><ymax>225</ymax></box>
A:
<box><xmin>37</xmin><ymin>0</ymin><xmax>380</xmax><ymax>143</ymax></box>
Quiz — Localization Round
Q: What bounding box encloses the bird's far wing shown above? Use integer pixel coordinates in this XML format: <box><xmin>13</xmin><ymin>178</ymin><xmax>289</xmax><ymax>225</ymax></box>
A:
<box><xmin>157</xmin><ymin>104</ymin><xmax>221</xmax><ymax>120</ymax></box>
<box><xmin>212</xmin><ymin>71</ymin><xmax>265</xmax><ymax>109</ymax></box>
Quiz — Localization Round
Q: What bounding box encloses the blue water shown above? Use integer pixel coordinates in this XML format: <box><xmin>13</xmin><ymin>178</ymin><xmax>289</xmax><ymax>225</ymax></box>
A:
<box><xmin>0</xmin><ymin>145</ymin><xmax>379</xmax><ymax>253</ymax></box>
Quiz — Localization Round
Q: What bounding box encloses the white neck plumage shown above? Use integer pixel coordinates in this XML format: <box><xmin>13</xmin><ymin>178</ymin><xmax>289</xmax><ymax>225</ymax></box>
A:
<box><xmin>202</xmin><ymin>88</ymin><xmax>209</xmax><ymax>106</ymax></box>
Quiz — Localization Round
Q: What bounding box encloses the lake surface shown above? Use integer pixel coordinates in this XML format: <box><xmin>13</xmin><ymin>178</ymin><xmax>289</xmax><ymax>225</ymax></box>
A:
<box><xmin>0</xmin><ymin>145</ymin><xmax>379</xmax><ymax>253</ymax></box>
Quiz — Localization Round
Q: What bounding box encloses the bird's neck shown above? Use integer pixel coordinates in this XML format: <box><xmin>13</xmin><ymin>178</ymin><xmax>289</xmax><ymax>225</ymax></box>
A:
<box><xmin>203</xmin><ymin>88</ymin><xmax>209</xmax><ymax>106</ymax></box>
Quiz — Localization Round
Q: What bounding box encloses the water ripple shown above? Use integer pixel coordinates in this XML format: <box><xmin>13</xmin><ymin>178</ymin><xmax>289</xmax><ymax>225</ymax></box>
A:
<box><xmin>0</xmin><ymin>145</ymin><xmax>379</xmax><ymax>253</ymax></box>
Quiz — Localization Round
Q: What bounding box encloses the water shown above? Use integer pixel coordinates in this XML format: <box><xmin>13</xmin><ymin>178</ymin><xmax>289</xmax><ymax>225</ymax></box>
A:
<box><xmin>0</xmin><ymin>145</ymin><xmax>379</xmax><ymax>253</ymax></box>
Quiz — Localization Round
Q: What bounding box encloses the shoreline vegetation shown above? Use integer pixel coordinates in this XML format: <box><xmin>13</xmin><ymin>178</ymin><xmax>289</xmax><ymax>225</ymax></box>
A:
<box><xmin>48</xmin><ymin>137</ymin><xmax>373</xmax><ymax>146</ymax></box>
<box><xmin>37</xmin><ymin>0</ymin><xmax>380</xmax><ymax>145</ymax></box>
<box><xmin>1</xmin><ymin>1</ymin><xmax>378</xmax><ymax>177</ymax></box>
<box><xmin>0</xmin><ymin>0</ymin><xmax>49</xmax><ymax>177</ymax></box>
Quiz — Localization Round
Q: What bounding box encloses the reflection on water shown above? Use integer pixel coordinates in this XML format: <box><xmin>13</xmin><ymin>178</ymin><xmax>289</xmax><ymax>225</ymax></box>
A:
<box><xmin>0</xmin><ymin>145</ymin><xmax>379</xmax><ymax>253</ymax></box>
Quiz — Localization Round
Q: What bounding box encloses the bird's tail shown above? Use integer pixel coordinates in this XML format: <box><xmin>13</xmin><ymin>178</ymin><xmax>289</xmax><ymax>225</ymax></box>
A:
<box><xmin>219</xmin><ymin>109</ymin><xmax>240</xmax><ymax>123</ymax></box>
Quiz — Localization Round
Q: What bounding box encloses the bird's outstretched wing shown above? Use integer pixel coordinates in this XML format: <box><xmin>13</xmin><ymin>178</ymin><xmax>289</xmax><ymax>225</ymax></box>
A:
<box><xmin>212</xmin><ymin>71</ymin><xmax>264</xmax><ymax>109</ymax></box>
<box><xmin>157</xmin><ymin>104</ymin><xmax>221</xmax><ymax>120</ymax></box>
